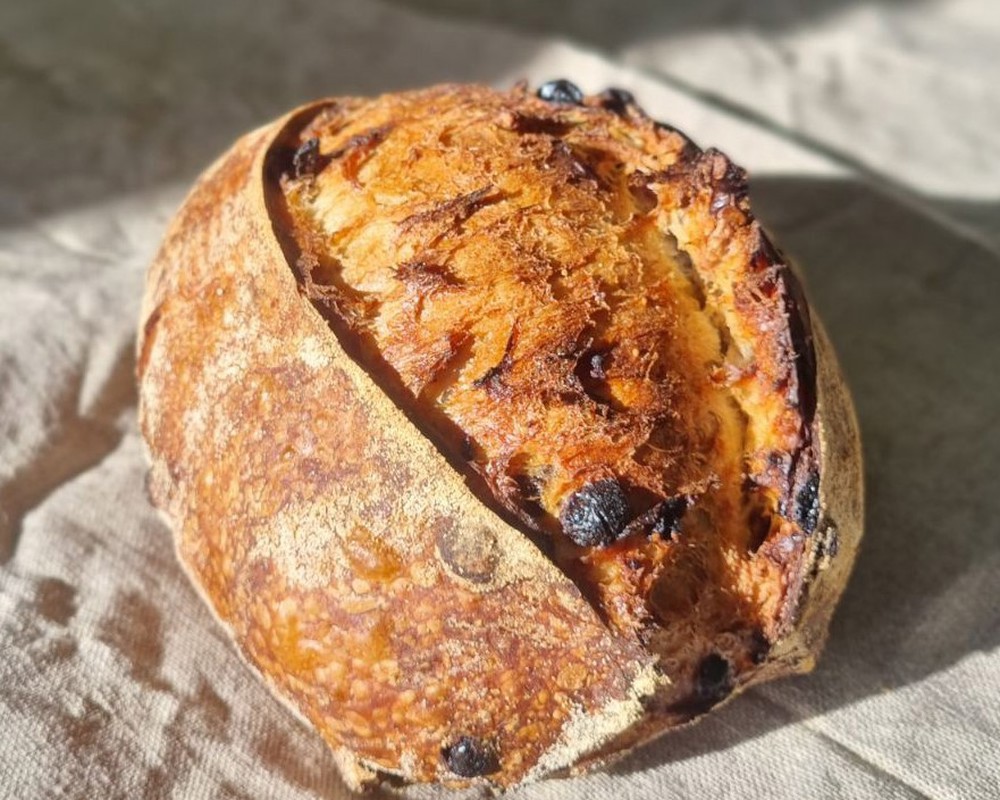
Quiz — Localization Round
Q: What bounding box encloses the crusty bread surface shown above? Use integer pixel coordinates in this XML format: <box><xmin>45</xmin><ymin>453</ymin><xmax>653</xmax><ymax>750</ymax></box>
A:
<box><xmin>137</xmin><ymin>82</ymin><xmax>862</xmax><ymax>791</ymax></box>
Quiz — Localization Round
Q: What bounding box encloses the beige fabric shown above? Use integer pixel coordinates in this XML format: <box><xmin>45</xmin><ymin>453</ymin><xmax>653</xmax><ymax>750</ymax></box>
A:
<box><xmin>2</xmin><ymin>1</ymin><xmax>998</xmax><ymax>798</ymax></box>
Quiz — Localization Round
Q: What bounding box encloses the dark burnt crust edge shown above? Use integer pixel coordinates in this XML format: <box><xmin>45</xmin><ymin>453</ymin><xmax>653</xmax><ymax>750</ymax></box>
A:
<box><xmin>754</xmin><ymin>224</ymin><xmax>823</xmax><ymax>633</ymax></box>
<box><xmin>622</xmin><ymin>87</ymin><xmax>823</xmax><ymax>636</ymax></box>
<box><xmin>562</xmin><ymin>80</ymin><xmax>827</xmax><ymax>710</ymax></box>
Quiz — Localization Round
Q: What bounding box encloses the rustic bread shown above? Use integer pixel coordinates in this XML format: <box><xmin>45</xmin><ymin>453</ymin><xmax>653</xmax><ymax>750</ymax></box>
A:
<box><xmin>136</xmin><ymin>81</ymin><xmax>863</xmax><ymax>791</ymax></box>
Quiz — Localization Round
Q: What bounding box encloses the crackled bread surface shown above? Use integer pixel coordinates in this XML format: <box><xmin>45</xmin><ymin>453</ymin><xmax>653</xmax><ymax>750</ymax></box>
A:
<box><xmin>138</xmin><ymin>81</ymin><xmax>861</xmax><ymax>792</ymax></box>
<box><xmin>278</xmin><ymin>84</ymin><xmax>821</xmax><ymax>686</ymax></box>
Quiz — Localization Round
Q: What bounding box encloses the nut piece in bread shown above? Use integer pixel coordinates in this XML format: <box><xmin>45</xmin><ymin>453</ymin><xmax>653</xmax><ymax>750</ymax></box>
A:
<box><xmin>137</xmin><ymin>81</ymin><xmax>863</xmax><ymax>791</ymax></box>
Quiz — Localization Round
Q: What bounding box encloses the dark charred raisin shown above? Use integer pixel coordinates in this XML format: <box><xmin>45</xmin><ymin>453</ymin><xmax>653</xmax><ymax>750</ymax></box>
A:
<box><xmin>560</xmin><ymin>479</ymin><xmax>630</xmax><ymax>547</ymax></box>
<box><xmin>436</xmin><ymin>523</ymin><xmax>499</xmax><ymax>584</ymax></box>
<box><xmin>795</xmin><ymin>470</ymin><xmax>821</xmax><ymax>534</ymax></box>
<box><xmin>442</xmin><ymin>736</ymin><xmax>499</xmax><ymax>778</ymax></box>
<box><xmin>666</xmin><ymin>652</ymin><xmax>735</xmax><ymax>717</ymax></box>
<box><xmin>651</xmin><ymin>495</ymin><xmax>690</xmax><ymax>538</ymax></box>
<box><xmin>748</xmin><ymin>629</ymin><xmax>771</xmax><ymax>665</ymax></box>
<box><xmin>293</xmin><ymin>137</ymin><xmax>320</xmax><ymax>178</ymax></box>
<box><xmin>537</xmin><ymin>79</ymin><xmax>584</xmax><ymax>105</ymax></box>
<box><xmin>696</xmin><ymin>653</ymin><xmax>733</xmax><ymax>704</ymax></box>
<box><xmin>598</xmin><ymin>87</ymin><xmax>635</xmax><ymax>114</ymax></box>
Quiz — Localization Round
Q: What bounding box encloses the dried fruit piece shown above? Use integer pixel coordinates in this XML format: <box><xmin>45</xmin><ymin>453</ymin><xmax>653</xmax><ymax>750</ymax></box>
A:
<box><xmin>559</xmin><ymin>479</ymin><xmax>631</xmax><ymax>547</ymax></box>
<box><xmin>292</xmin><ymin>137</ymin><xmax>320</xmax><ymax>178</ymax></box>
<box><xmin>695</xmin><ymin>653</ymin><xmax>733</xmax><ymax>705</ymax></box>
<box><xmin>442</xmin><ymin>736</ymin><xmax>499</xmax><ymax>778</ymax></box>
<box><xmin>537</xmin><ymin>79</ymin><xmax>584</xmax><ymax>105</ymax></box>
<box><xmin>597</xmin><ymin>87</ymin><xmax>635</xmax><ymax>113</ymax></box>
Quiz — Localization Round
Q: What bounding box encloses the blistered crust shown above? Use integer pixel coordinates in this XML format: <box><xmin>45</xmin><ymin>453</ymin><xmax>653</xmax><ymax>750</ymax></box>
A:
<box><xmin>137</xmin><ymin>83</ymin><xmax>862</xmax><ymax>791</ymax></box>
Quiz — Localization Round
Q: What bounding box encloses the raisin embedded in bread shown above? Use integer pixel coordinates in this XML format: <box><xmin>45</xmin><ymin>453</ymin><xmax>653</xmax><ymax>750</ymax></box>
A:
<box><xmin>137</xmin><ymin>80</ymin><xmax>863</xmax><ymax>791</ymax></box>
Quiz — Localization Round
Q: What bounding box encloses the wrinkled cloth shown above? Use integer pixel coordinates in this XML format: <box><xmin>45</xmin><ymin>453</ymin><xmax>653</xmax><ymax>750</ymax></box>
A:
<box><xmin>1</xmin><ymin>1</ymin><xmax>998</xmax><ymax>799</ymax></box>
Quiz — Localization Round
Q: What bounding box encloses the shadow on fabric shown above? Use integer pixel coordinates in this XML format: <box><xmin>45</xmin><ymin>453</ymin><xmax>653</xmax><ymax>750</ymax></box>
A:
<box><xmin>382</xmin><ymin>0</ymin><xmax>923</xmax><ymax>50</ymax></box>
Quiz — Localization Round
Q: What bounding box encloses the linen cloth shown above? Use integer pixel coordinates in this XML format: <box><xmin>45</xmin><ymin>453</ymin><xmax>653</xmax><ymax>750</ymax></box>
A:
<box><xmin>1</xmin><ymin>1</ymin><xmax>998</xmax><ymax>798</ymax></box>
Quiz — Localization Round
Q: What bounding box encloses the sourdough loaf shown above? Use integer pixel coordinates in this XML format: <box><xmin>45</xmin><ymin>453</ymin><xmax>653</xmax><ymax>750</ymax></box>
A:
<box><xmin>137</xmin><ymin>81</ymin><xmax>863</xmax><ymax>791</ymax></box>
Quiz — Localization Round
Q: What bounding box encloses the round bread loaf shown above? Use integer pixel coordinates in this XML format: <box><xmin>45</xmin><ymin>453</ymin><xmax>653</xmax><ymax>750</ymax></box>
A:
<box><xmin>137</xmin><ymin>81</ymin><xmax>863</xmax><ymax>791</ymax></box>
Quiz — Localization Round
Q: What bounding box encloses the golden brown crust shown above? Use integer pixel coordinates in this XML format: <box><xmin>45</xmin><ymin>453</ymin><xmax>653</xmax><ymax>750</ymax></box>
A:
<box><xmin>137</xmin><ymin>82</ymin><xmax>862</xmax><ymax>791</ymax></box>
<box><xmin>137</xmin><ymin>107</ymin><xmax>659</xmax><ymax>790</ymax></box>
